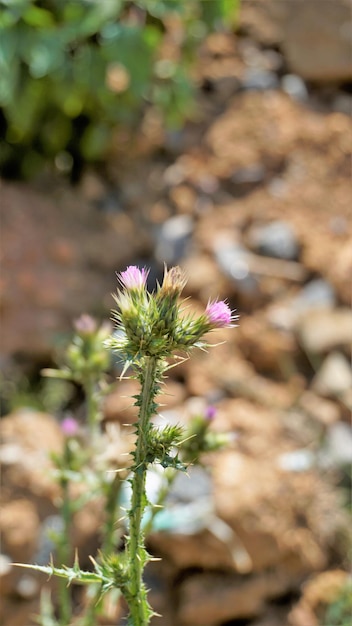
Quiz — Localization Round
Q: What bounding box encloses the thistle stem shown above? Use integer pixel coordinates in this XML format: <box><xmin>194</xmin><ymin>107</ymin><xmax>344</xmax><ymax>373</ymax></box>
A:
<box><xmin>127</xmin><ymin>356</ymin><xmax>158</xmax><ymax>626</ymax></box>
<box><xmin>58</xmin><ymin>446</ymin><xmax>72</xmax><ymax>626</ymax></box>
<box><xmin>85</xmin><ymin>375</ymin><xmax>100</xmax><ymax>439</ymax></box>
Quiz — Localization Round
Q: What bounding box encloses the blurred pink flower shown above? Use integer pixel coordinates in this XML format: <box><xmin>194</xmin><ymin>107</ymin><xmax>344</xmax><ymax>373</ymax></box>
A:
<box><xmin>204</xmin><ymin>405</ymin><xmax>217</xmax><ymax>421</ymax></box>
<box><xmin>61</xmin><ymin>416</ymin><xmax>79</xmax><ymax>437</ymax></box>
<box><xmin>74</xmin><ymin>314</ymin><xmax>97</xmax><ymax>335</ymax></box>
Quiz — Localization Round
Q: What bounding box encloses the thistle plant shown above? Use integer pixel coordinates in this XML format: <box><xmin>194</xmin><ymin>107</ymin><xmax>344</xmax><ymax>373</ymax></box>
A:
<box><xmin>15</xmin><ymin>265</ymin><xmax>236</xmax><ymax>626</ymax></box>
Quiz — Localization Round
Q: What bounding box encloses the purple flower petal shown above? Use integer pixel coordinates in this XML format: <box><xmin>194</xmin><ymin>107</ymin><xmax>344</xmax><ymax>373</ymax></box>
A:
<box><xmin>204</xmin><ymin>405</ymin><xmax>217</xmax><ymax>421</ymax></box>
<box><xmin>61</xmin><ymin>416</ymin><xmax>79</xmax><ymax>437</ymax></box>
<box><xmin>205</xmin><ymin>300</ymin><xmax>233</xmax><ymax>328</ymax></box>
<box><xmin>117</xmin><ymin>266</ymin><xmax>149</xmax><ymax>290</ymax></box>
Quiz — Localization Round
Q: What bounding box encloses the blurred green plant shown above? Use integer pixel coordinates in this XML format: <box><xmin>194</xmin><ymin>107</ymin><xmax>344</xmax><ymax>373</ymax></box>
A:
<box><xmin>0</xmin><ymin>0</ymin><xmax>239</xmax><ymax>179</ymax></box>
<box><xmin>322</xmin><ymin>581</ymin><xmax>352</xmax><ymax>626</ymax></box>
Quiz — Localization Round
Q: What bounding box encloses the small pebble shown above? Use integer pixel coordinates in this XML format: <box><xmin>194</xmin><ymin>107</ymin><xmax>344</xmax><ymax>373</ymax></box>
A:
<box><xmin>248</xmin><ymin>220</ymin><xmax>300</xmax><ymax>261</ymax></box>
<box><xmin>242</xmin><ymin>68</ymin><xmax>279</xmax><ymax>91</ymax></box>
<box><xmin>326</xmin><ymin>422</ymin><xmax>352</xmax><ymax>465</ymax></box>
<box><xmin>231</xmin><ymin>164</ymin><xmax>266</xmax><ymax>185</ymax></box>
<box><xmin>312</xmin><ymin>352</ymin><xmax>352</xmax><ymax>396</ymax></box>
<box><xmin>278</xmin><ymin>449</ymin><xmax>315</xmax><ymax>472</ymax></box>
<box><xmin>332</xmin><ymin>92</ymin><xmax>352</xmax><ymax>115</ymax></box>
<box><xmin>282</xmin><ymin>74</ymin><xmax>308</xmax><ymax>101</ymax></box>
<box><xmin>298</xmin><ymin>308</ymin><xmax>352</xmax><ymax>353</ymax></box>
<box><xmin>292</xmin><ymin>279</ymin><xmax>336</xmax><ymax>313</ymax></box>
<box><xmin>155</xmin><ymin>215</ymin><xmax>194</xmax><ymax>264</ymax></box>
<box><xmin>215</xmin><ymin>242</ymin><xmax>259</xmax><ymax>295</ymax></box>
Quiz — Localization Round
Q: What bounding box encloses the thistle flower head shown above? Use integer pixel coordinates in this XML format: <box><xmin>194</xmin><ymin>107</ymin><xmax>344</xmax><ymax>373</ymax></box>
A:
<box><xmin>117</xmin><ymin>266</ymin><xmax>149</xmax><ymax>291</ymax></box>
<box><xmin>74</xmin><ymin>314</ymin><xmax>97</xmax><ymax>336</ymax></box>
<box><xmin>205</xmin><ymin>300</ymin><xmax>233</xmax><ymax>328</ymax></box>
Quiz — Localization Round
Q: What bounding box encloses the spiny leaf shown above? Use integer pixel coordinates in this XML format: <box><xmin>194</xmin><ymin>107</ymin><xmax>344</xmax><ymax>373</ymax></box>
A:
<box><xmin>13</xmin><ymin>562</ymin><xmax>106</xmax><ymax>586</ymax></box>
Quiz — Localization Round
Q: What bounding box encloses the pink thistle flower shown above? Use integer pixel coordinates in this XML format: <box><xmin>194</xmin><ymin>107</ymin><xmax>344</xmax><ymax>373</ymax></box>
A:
<box><xmin>204</xmin><ymin>405</ymin><xmax>217</xmax><ymax>421</ymax></box>
<box><xmin>61</xmin><ymin>416</ymin><xmax>79</xmax><ymax>437</ymax></box>
<box><xmin>74</xmin><ymin>314</ymin><xmax>97</xmax><ymax>335</ymax></box>
<box><xmin>205</xmin><ymin>300</ymin><xmax>233</xmax><ymax>328</ymax></box>
<box><xmin>117</xmin><ymin>266</ymin><xmax>149</xmax><ymax>291</ymax></box>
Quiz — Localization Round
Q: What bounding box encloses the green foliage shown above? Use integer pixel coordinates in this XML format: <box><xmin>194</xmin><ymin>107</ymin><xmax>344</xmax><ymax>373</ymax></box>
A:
<box><xmin>0</xmin><ymin>0</ymin><xmax>239</xmax><ymax>178</ymax></box>
<box><xmin>323</xmin><ymin>581</ymin><xmax>352</xmax><ymax>626</ymax></box>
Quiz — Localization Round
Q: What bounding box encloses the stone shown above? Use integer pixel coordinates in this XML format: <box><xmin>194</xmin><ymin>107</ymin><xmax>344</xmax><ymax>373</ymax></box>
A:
<box><xmin>247</xmin><ymin>220</ymin><xmax>300</xmax><ymax>260</ymax></box>
<box><xmin>155</xmin><ymin>215</ymin><xmax>194</xmax><ymax>264</ymax></box>
<box><xmin>326</xmin><ymin>422</ymin><xmax>352</xmax><ymax>466</ymax></box>
<box><xmin>242</xmin><ymin>68</ymin><xmax>279</xmax><ymax>91</ymax></box>
<box><xmin>213</xmin><ymin>446</ymin><xmax>338</xmax><ymax>577</ymax></box>
<box><xmin>0</xmin><ymin>410</ymin><xmax>63</xmax><ymax>501</ymax></box>
<box><xmin>242</xmin><ymin>0</ymin><xmax>352</xmax><ymax>82</ymax></box>
<box><xmin>177</xmin><ymin>569</ymin><xmax>300</xmax><ymax>626</ymax></box>
<box><xmin>280</xmin><ymin>0</ymin><xmax>352</xmax><ymax>82</ymax></box>
<box><xmin>0</xmin><ymin>181</ymin><xmax>145</xmax><ymax>358</ymax></box>
<box><xmin>299</xmin><ymin>391</ymin><xmax>340</xmax><ymax>426</ymax></box>
<box><xmin>297</xmin><ymin>309</ymin><xmax>352</xmax><ymax>353</ymax></box>
<box><xmin>281</xmin><ymin>74</ymin><xmax>308</xmax><ymax>102</ymax></box>
<box><xmin>0</xmin><ymin>500</ymin><xmax>40</xmax><ymax>563</ymax></box>
<box><xmin>292</xmin><ymin>279</ymin><xmax>336</xmax><ymax>314</ymax></box>
<box><xmin>312</xmin><ymin>352</ymin><xmax>352</xmax><ymax>396</ymax></box>
<box><xmin>214</xmin><ymin>241</ymin><xmax>260</xmax><ymax>298</ymax></box>
<box><xmin>333</xmin><ymin>92</ymin><xmax>352</xmax><ymax>115</ymax></box>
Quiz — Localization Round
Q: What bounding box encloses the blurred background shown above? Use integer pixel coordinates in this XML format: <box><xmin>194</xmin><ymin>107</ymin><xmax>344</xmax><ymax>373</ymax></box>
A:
<box><xmin>0</xmin><ymin>1</ymin><xmax>351</xmax><ymax>625</ymax></box>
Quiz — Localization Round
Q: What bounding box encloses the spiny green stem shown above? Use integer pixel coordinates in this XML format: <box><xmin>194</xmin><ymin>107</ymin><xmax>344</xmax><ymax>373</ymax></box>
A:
<box><xmin>127</xmin><ymin>356</ymin><xmax>159</xmax><ymax>626</ymax></box>
<box><xmin>103</xmin><ymin>473</ymin><xmax>122</xmax><ymax>555</ymax></box>
<box><xmin>82</xmin><ymin>474</ymin><xmax>122</xmax><ymax>626</ymax></box>
<box><xmin>85</xmin><ymin>376</ymin><xmax>100</xmax><ymax>439</ymax></box>
<box><xmin>58</xmin><ymin>446</ymin><xmax>72</xmax><ymax>626</ymax></box>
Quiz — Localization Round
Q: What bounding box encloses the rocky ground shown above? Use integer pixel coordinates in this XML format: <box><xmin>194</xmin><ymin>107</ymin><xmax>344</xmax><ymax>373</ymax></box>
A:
<box><xmin>1</xmin><ymin>2</ymin><xmax>352</xmax><ymax>625</ymax></box>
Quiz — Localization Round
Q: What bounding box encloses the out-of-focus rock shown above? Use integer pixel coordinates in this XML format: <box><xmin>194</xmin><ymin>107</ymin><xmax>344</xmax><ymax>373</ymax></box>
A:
<box><xmin>292</xmin><ymin>280</ymin><xmax>336</xmax><ymax>314</ymax></box>
<box><xmin>299</xmin><ymin>391</ymin><xmax>340</xmax><ymax>426</ymax></box>
<box><xmin>0</xmin><ymin>410</ymin><xmax>63</xmax><ymax>502</ymax></box>
<box><xmin>213</xmin><ymin>448</ymin><xmax>338</xmax><ymax>574</ymax></box>
<box><xmin>242</xmin><ymin>68</ymin><xmax>279</xmax><ymax>91</ymax></box>
<box><xmin>241</xmin><ymin>0</ymin><xmax>352</xmax><ymax>82</ymax></box>
<box><xmin>148</xmin><ymin>466</ymin><xmax>252</xmax><ymax>574</ymax></box>
<box><xmin>247</xmin><ymin>220</ymin><xmax>300</xmax><ymax>260</ymax></box>
<box><xmin>237</xmin><ymin>313</ymin><xmax>297</xmax><ymax>376</ymax></box>
<box><xmin>0</xmin><ymin>181</ymin><xmax>146</xmax><ymax>358</ymax></box>
<box><xmin>155</xmin><ymin>215</ymin><xmax>194</xmax><ymax>264</ymax></box>
<box><xmin>312</xmin><ymin>352</ymin><xmax>352</xmax><ymax>396</ymax></box>
<box><xmin>297</xmin><ymin>309</ymin><xmax>352</xmax><ymax>353</ymax></box>
<box><xmin>325</xmin><ymin>422</ymin><xmax>352</xmax><ymax>466</ymax></box>
<box><xmin>280</xmin><ymin>0</ymin><xmax>352</xmax><ymax>82</ymax></box>
<box><xmin>281</xmin><ymin>74</ymin><xmax>308</xmax><ymax>102</ymax></box>
<box><xmin>0</xmin><ymin>500</ymin><xmax>39</xmax><ymax>563</ymax></box>
<box><xmin>333</xmin><ymin>92</ymin><xmax>352</xmax><ymax>115</ymax></box>
<box><xmin>177</xmin><ymin>568</ymin><xmax>302</xmax><ymax>626</ymax></box>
